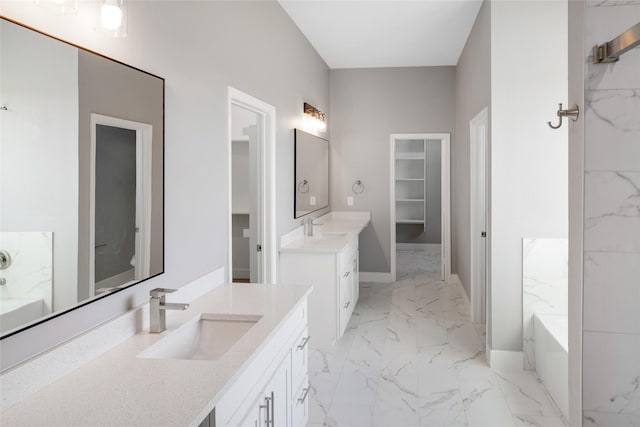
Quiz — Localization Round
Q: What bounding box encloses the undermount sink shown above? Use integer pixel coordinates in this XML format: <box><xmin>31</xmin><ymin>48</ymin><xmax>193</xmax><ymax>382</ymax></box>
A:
<box><xmin>138</xmin><ymin>313</ymin><xmax>262</xmax><ymax>361</ymax></box>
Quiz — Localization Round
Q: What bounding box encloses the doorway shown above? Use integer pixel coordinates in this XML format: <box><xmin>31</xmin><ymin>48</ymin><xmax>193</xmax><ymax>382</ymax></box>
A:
<box><xmin>90</xmin><ymin>114</ymin><xmax>152</xmax><ymax>296</ymax></box>
<box><xmin>470</xmin><ymin>107</ymin><xmax>489</xmax><ymax>324</ymax></box>
<box><xmin>390</xmin><ymin>133</ymin><xmax>451</xmax><ymax>283</ymax></box>
<box><xmin>227</xmin><ymin>88</ymin><xmax>277</xmax><ymax>284</ymax></box>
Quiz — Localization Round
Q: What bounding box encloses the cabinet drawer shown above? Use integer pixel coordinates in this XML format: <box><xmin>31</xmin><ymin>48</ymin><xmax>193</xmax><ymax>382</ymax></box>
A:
<box><xmin>291</xmin><ymin>327</ymin><xmax>310</xmax><ymax>390</ymax></box>
<box><xmin>292</xmin><ymin>378</ymin><xmax>310</xmax><ymax>427</ymax></box>
<box><xmin>339</xmin><ymin>237</ymin><xmax>358</xmax><ymax>268</ymax></box>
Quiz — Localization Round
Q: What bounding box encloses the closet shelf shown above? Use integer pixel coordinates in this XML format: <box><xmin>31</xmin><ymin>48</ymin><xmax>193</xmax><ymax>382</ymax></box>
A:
<box><xmin>396</xmin><ymin>198</ymin><xmax>424</xmax><ymax>202</ymax></box>
<box><xmin>395</xmin><ymin>178</ymin><xmax>424</xmax><ymax>181</ymax></box>
<box><xmin>396</xmin><ymin>219</ymin><xmax>425</xmax><ymax>224</ymax></box>
<box><xmin>395</xmin><ymin>153</ymin><xmax>425</xmax><ymax>160</ymax></box>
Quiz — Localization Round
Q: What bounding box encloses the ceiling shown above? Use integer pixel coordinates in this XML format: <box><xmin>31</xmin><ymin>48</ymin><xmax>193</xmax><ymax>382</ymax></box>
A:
<box><xmin>278</xmin><ymin>0</ymin><xmax>483</xmax><ymax>69</ymax></box>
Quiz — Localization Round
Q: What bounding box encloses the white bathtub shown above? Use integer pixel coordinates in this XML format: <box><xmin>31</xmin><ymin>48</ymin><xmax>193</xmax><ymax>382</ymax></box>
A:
<box><xmin>533</xmin><ymin>313</ymin><xmax>568</xmax><ymax>420</ymax></box>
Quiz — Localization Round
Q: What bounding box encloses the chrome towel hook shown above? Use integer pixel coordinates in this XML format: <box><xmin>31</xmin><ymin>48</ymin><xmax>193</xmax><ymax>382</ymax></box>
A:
<box><xmin>548</xmin><ymin>103</ymin><xmax>579</xmax><ymax>129</ymax></box>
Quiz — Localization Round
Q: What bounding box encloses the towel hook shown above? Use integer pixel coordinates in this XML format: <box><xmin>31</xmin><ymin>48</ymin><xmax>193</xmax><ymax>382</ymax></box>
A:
<box><xmin>352</xmin><ymin>180</ymin><xmax>365</xmax><ymax>194</ymax></box>
<box><xmin>548</xmin><ymin>103</ymin><xmax>579</xmax><ymax>129</ymax></box>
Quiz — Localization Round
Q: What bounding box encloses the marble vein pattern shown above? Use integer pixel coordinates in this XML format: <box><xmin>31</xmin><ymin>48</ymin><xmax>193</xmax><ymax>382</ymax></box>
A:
<box><xmin>308</xmin><ymin>250</ymin><xmax>566</xmax><ymax>426</ymax></box>
<box><xmin>521</xmin><ymin>238</ymin><xmax>568</xmax><ymax>370</ymax></box>
<box><xmin>585</xmin><ymin>89</ymin><xmax>640</xmax><ymax>172</ymax></box>
<box><xmin>584</xmin><ymin>171</ymin><xmax>640</xmax><ymax>253</ymax></box>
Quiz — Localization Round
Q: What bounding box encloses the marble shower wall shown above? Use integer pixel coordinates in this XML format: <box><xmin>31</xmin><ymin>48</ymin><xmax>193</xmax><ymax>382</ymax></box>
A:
<box><xmin>522</xmin><ymin>238</ymin><xmax>568</xmax><ymax>370</ymax></box>
<box><xmin>582</xmin><ymin>2</ymin><xmax>640</xmax><ymax>426</ymax></box>
<box><xmin>0</xmin><ymin>232</ymin><xmax>53</xmax><ymax>314</ymax></box>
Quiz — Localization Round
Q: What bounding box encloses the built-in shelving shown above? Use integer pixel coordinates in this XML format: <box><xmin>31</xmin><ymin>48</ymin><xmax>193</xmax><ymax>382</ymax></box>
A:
<box><xmin>394</xmin><ymin>139</ymin><xmax>426</xmax><ymax>225</ymax></box>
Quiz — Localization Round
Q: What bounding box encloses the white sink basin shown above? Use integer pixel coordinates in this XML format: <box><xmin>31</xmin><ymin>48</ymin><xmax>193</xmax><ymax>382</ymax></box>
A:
<box><xmin>138</xmin><ymin>313</ymin><xmax>262</xmax><ymax>361</ymax></box>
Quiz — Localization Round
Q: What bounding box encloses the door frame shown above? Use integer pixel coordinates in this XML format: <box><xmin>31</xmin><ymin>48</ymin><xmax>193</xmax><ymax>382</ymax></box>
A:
<box><xmin>469</xmin><ymin>107</ymin><xmax>489</xmax><ymax>323</ymax></box>
<box><xmin>89</xmin><ymin>113</ymin><xmax>153</xmax><ymax>296</ymax></box>
<box><xmin>227</xmin><ymin>87</ymin><xmax>277</xmax><ymax>284</ymax></box>
<box><xmin>390</xmin><ymin>133</ymin><xmax>451</xmax><ymax>283</ymax></box>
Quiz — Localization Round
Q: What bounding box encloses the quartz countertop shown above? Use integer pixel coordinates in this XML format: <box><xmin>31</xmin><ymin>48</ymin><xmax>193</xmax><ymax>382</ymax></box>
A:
<box><xmin>0</xmin><ymin>283</ymin><xmax>311</xmax><ymax>427</ymax></box>
<box><xmin>279</xmin><ymin>211</ymin><xmax>370</xmax><ymax>254</ymax></box>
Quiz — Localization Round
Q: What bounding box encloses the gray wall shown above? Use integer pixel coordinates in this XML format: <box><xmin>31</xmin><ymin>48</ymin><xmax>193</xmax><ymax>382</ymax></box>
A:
<box><xmin>330</xmin><ymin>67</ymin><xmax>455</xmax><ymax>273</ymax></box>
<box><xmin>0</xmin><ymin>0</ymin><xmax>329</xmax><ymax>370</ymax></box>
<box><xmin>78</xmin><ymin>49</ymin><xmax>164</xmax><ymax>301</ymax></box>
<box><xmin>453</xmin><ymin>0</ymin><xmax>491</xmax><ymax>299</ymax></box>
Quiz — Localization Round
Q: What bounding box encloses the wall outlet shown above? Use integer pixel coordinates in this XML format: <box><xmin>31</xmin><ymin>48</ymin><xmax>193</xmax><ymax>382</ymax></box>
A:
<box><xmin>347</xmin><ymin>196</ymin><xmax>354</xmax><ymax>206</ymax></box>
<box><xmin>310</xmin><ymin>196</ymin><xmax>316</xmax><ymax>206</ymax></box>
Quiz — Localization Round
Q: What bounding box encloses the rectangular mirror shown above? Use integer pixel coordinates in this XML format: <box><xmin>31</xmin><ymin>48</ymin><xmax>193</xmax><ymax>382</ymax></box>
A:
<box><xmin>294</xmin><ymin>129</ymin><xmax>329</xmax><ymax>218</ymax></box>
<box><xmin>0</xmin><ymin>18</ymin><xmax>164</xmax><ymax>337</ymax></box>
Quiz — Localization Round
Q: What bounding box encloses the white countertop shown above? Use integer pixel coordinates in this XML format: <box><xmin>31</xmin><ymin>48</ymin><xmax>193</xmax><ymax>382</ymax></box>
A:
<box><xmin>0</xmin><ymin>283</ymin><xmax>311</xmax><ymax>427</ymax></box>
<box><xmin>279</xmin><ymin>211</ymin><xmax>370</xmax><ymax>254</ymax></box>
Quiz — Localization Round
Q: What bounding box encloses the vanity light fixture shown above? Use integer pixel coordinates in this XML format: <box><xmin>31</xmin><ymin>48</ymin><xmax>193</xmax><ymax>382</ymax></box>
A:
<box><xmin>99</xmin><ymin>0</ymin><xmax>128</xmax><ymax>37</ymax></box>
<box><xmin>303</xmin><ymin>102</ymin><xmax>327</xmax><ymax>133</ymax></box>
<box><xmin>34</xmin><ymin>0</ymin><xmax>78</xmax><ymax>14</ymax></box>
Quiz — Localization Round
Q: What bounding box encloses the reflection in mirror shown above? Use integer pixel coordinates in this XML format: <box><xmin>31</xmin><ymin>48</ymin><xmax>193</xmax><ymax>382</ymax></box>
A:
<box><xmin>294</xmin><ymin>129</ymin><xmax>329</xmax><ymax>218</ymax></box>
<box><xmin>0</xmin><ymin>18</ymin><xmax>164</xmax><ymax>337</ymax></box>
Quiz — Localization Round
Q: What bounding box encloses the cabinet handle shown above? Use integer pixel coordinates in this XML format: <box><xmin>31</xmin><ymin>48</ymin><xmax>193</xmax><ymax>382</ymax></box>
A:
<box><xmin>297</xmin><ymin>336</ymin><xmax>310</xmax><ymax>350</ymax></box>
<box><xmin>344</xmin><ymin>301</ymin><xmax>350</xmax><ymax>309</ymax></box>
<box><xmin>269</xmin><ymin>391</ymin><xmax>275</xmax><ymax>426</ymax></box>
<box><xmin>260</xmin><ymin>398</ymin><xmax>269</xmax><ymax>426</ymax></box>
<box><xmin>343</xmin><ymin>271</ymin><xmax>350</xmax><ymax>278</ymax></box>
<box><xmin>298</xmin><ymin>387</ymin><xmax>310</xmax><ymax>404</ymax></box>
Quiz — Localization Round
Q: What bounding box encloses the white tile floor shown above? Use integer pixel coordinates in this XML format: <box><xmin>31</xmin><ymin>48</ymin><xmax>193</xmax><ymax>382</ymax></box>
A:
<box><xmin>307</xmin><ymin>250</ymin><xmax>567</xmax><ymax>427</ymax></box>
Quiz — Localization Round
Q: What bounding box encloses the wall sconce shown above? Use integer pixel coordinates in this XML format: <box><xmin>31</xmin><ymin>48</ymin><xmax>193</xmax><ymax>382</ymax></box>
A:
<box><xmin>34</xmin><ymin>0</ymin><xmax>78</xmax><ymax>14</ymax></box>
<box><xmin>99</xmin><ymin>0</ymin><xmax>128</xmax><ymax>38</ymax></box>
<box><xmin>303</xmin><ymin>102</ymin><xmax>327</xmax><ymax>133</ymax></box>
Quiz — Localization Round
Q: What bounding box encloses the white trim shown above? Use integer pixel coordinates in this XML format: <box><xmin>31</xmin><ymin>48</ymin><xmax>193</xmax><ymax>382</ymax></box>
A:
<box><xmin>227</xmin><ymin>87</ymin><xmax>277</xmax><ymax>284</ymax></box>
<box><xmin>470</xmin><ymin>107</ymin><xmax>489</xmax><ymax>324</ymax></box>
<box><xmin>390</xmin><ymin>133</ymin><xmax>451</xmax><ymax>283</ymax></box>
<box><xmin>488</xmin><ymin>349</ymin><xmax>524</xmax><ymax>371</ymax></box>
<box><xmin>359</xmin><ymin>272</ymin><xmax>394</xmax><ymax>283</ymax></box>
<box><xmin>89</xmin><ymin>114</ymin><xmax>153</xmax><ymax>297</ymax></box>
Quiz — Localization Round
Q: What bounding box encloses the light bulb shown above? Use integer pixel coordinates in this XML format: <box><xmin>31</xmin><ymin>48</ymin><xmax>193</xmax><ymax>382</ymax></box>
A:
<box><xmin>101</xmin><ymin>2</ymin><xmax>123</xmax><ymax>30</ymax></box>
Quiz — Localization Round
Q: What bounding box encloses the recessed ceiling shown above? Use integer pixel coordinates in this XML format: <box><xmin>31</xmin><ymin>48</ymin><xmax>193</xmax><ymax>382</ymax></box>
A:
<box><xmin>278</xmin><ymin>0</ymin><xmax>483</xmax><ymax>69</ymax></box>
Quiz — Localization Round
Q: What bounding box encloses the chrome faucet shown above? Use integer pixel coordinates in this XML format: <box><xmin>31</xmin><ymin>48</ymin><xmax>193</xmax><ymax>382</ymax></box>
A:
<box><xmin>149</xmin><ymin>288</ymin><xmax>189</xmax><ymax>333</ymax></box>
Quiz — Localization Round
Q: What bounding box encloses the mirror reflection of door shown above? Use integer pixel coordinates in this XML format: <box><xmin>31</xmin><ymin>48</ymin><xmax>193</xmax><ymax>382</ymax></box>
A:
<box><xmin>91</xmin><ymin>115</ymin><xmax>152</xmax><ymax>295</ymax></box>
<box><xmin>231</xmin><ymin>104</ymin><xmax>262</xmax><ymax>283</ymax></box>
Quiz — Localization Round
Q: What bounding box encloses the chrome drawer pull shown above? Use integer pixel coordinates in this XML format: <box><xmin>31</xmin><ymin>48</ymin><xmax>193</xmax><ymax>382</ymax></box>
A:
<box><xmin>343</xmin><ymin>271</ymin><xmax>350</xmax><ymax>278</ymax></box>
<box><xmin>297</xmin><ymin>336</ymin><xmax>310</xmax><ymax>350</ymax></box>
<box><xmin>344</xmin><ymin>301</ymin><xmax>350</xmax><ymax>309</ymax></box>
<box><xmin>298</xmin><ymin>387</ymin><xmax>310</xmax><ymax>404</ymax></box>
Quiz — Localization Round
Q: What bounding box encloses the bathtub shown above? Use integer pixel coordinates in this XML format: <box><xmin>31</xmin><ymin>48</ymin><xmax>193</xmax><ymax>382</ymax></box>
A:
<box><xmin>533</xmin><ymin>313</ymin><xmax>568</xmax><ymax>420</ymax></box>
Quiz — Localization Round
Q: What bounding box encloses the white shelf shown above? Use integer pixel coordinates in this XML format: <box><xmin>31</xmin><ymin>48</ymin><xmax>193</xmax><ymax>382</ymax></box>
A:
<box><xmin>395</xmin><ymin>153</ymin><xmax>425</xmax><ymax>160</ymax></box>
<box><xmin>395</xmin><ymin>138</ymin><xmax>426</xmax><ymax>228</ymax></box>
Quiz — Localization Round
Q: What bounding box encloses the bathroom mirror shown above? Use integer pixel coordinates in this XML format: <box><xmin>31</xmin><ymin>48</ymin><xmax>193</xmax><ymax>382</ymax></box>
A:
<box><xmin>294</xmin><ymin>129</ymin><xmax>329</xmax><ymax>218</ymax></box>
<box><xmin>0</xmin><ymin>18</ymin><xmax>164</xmax><ymax>337</ymax></box>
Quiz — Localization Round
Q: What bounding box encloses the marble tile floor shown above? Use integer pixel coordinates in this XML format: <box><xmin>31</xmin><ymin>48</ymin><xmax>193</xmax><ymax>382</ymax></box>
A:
<box><xmin>307</xmin><ymin>251</ymin><xmax>567</xmax><ymax>427</ymax></box>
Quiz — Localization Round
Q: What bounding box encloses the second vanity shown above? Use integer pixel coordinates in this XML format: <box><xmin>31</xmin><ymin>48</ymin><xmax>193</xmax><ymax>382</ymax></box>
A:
<box><xmin>0</xmin><ymin>282</ymin><xmax>311</xmax><ymax>426</ymax></box>
<box><xmin>279</xmin><ymin>211</ymin><xmax>370</xmax><ymax>349</ymax></box>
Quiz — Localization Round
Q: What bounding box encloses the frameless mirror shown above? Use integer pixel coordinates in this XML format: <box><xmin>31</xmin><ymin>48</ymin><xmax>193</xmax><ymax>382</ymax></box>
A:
<box><xmin>0</xmin><ymin>18</ymin><xmax>164</xmax><ymax>337</ymax></box>
<box><xmin>294</xmin><ymin>129</ymin><xmax>329</xmax><ymax>218</ymax></box>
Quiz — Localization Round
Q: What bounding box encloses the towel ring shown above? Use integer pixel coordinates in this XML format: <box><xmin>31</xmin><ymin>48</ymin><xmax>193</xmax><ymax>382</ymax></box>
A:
<box><xmin>297</xmin><ymin>179</ymin><xmax>309</xmax><ymax>194</ymax></box>
<box><xmin>352</xmin><ymin>180</ymin><xmax>365</xmax><ymax>194</ymax></box>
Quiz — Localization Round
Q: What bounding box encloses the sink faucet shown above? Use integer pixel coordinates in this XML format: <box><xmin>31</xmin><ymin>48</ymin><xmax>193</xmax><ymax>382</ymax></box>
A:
<box><xmin>149</xmin><ymin>288</ymin><xmax>189</xmax><ymax>333</ymax></box>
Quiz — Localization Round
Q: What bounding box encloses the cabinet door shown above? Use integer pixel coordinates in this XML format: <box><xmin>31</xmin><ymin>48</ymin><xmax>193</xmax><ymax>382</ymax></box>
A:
<box><xmin>263</xmin><ymin>351</ymin><xmax>291</xmax><ymax>427</ymax></box>
<box><xmin>237</xmin><ymin>393</ymin><xmax>266</xmax><ymax>427</ymax></box>
<box><xmin>352</xmin><ymin>252</ymin><xmax>359</xmax><ymax>306</ymax></box>
<box><xmin>339</xmin><ymin>267</ymin><xmax>352</xmax><ymax>335</ymax></box>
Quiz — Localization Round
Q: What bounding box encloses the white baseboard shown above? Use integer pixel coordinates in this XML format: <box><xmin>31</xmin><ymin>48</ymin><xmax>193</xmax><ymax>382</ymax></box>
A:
<box><xmin>448</xmin><ymin>274</ymin><xmax>472</xmax><ymax>315</ymax></box>
<box><xmin>488</xmin><ymin>347</ymin><xmax>524</xmax><ymax>371</ymax></box>
<box><xmin>359</xmin><ymin>272</ymin><xmax>394</xmax><ymax>283</ymax></box>
<box><xmin>232</xmin><ymin>268</ymin><xmax>250</xmax><ymax>279</ymax></box>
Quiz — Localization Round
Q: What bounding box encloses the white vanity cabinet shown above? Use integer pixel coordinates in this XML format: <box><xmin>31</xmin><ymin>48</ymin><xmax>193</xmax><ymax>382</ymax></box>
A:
<box><xmin>215</xmin><ymin>301</ymin><xmax>310</xmax><ymax>427</ymax></box>
<box><xmin>280</xmin><ymin>235</ymin><xmax>359</xmax><ymax>349</ymax></box>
